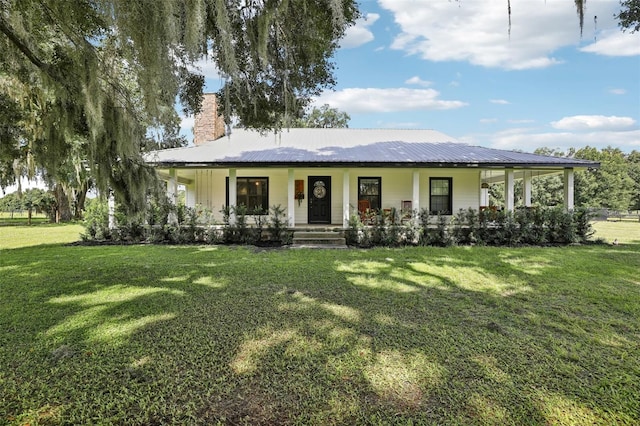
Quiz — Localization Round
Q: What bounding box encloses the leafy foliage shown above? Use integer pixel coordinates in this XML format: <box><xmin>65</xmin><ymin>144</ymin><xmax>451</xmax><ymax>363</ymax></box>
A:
<box><xmin>574</xmin><ymin>147</ymin><xmax>637</xmax><ymax>211</ymax></box>
<box><xmin>0</xmin><ymin>188</ymin><xmax>55</xmax><ymax>223</ymax></box>
<box><xmin>616</xmin><ymin>0</ymin><xmax>640</xmax><ymax>32</ymax></box>
<box><xmin>82</xmin><ymin>198</ymin><xmax>293</xmax><ymax>246</ymax></box>
<box><xmin>293</xmin><ymin>103</ymin><xmax>350</xmax><ymax>128</ymax></box>
<box><xmin>348</xmin><ymin>206</ymin><xmax>596</xmax><ymax>248</ymax></box>
<box><xmin>0</xmin><ymin>0</ymin><xmax>358</xmax><ymax>212</ymax></box>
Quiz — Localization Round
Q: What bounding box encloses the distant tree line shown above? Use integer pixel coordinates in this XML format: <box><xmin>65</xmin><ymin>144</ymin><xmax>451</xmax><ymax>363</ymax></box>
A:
<box><xmin>0</xmin><ymin>188</ymin><xmax>56</xmax><ymax>224</ymax></box>
<box><xmin>293</xmin><ymin>104</ymin><xmax>350</xmax><ymax>128</ymax></box>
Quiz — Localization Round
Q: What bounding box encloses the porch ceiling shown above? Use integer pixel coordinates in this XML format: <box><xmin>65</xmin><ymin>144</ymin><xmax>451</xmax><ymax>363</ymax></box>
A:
<box><xmin>157</xmin><ymin>170</ymin><xmax>195</xmax><ymax>185</ymax></box>
<box><xmin>481</xmin><ymin>169</ymin><xmax>562</xmax><ymax>184</ymax></box>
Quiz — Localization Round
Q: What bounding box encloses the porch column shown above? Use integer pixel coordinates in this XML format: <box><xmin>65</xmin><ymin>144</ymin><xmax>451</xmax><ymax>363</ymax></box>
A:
<box><xmin>167</xmin><ymin>168</ymin><xmax>178</xmax><ymax>224</ymax></box>
<box><xmin>480</xmin><ymin>171</ymin><xmax>489</xmax><ymax>207</ymax></box>
<box><xmin>185</xmin><ymin>184</ymin><xmax>196</xmax><ymax>208</ymax></box>
<box><xmin>287</xmin><ymin>168</ymin><xmax>295</xmax><ymax>227</ymax></box>
<box><xmin>504</xmin><ymin>168</ymin><xmax>515</xmax><ymax>211</ymax></box>
<box><xmin>412</xmin><ymin>169</ymin><xmax>420</xmax><ymax>225</ymax></box>
<box><xmin>343</xmin><ymin>169</ymin><xmax>350</xmax><ymax>228</ymax></box>
<box><xmin>228</xmin><ymin>168</ymin><xmax>237</xmax><ymax>224</ymax></box>
<box><xmin>108</xmin><ymin>190</ymin><xmax>116</xmax><ymax>230</ymax></box>
<box><xmin>167</xmin><ymin>168</ymin><xmax>178</xmax><ymax>205</ymax></box>
<box><xmin>523</xmin><ymin>171</ymin><xmax>532</xmax><ymax>207</ymax></box>
<box><xmin>564</xmin><ymin>168</ymin><xmax>575</xmax><ymax>211</ymax></box>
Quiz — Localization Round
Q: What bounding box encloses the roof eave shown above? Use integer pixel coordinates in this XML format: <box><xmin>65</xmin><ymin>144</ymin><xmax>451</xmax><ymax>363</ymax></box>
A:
<box><xmin>150</xmin><ymin>161</ymin><xmax>600</xmax><ymax>169</ymax></box>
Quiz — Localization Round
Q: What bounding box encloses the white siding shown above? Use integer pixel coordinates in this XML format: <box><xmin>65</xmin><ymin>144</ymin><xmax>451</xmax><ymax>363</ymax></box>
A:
<box><xmin>423</xmin><ymin>170</ymin><xmax>479</xmax><ymax>213</ymax></box>
<box><xmin>351</xmin><ymin>168</ymin><xmax>480</xmax><ymax>214</ymax></box>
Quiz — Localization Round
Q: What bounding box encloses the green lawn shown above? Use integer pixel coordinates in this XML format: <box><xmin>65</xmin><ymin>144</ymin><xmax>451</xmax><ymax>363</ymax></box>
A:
<box><xmin>0</xmin><ymin>224</ymin><xmax>84</xmax><ymax>249</ymax></box>
<box><xmin>1</xmin><ymin>224</ymin><xmax>639</xmax><ymax>425</ymax></box>
<box><xmin>593</xmin><ymin>220</ymin><xmax>640</xmax><ymax>245</ymax></box>
<box><xmin>0</xmin><ymin>214</ymin><xmax>50</xmax><ymax>227</ymax></box>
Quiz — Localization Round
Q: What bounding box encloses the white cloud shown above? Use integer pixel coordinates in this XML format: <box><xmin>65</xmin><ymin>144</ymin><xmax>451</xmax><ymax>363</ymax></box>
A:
<box><xmin>181</xmin><ymin>115</ymin><xmax>195</xmax><ymax>130</ymax></box>
<box><xmin>466</xmin><ymin>113</ymin><xmax>640</xmax><ymax>152</ymax></box>
<box><xmin>479</xmin><ymin>118</ymin><xmax>498</xmax><ymax>124</ymax></box>
<box><xmin>609</xmin><ymin>88</ymin><xmax>627</xmax><ymax>95</ymax></box>
<box><xmin>1</xmin><ymin>176</ymin><xmax>46</xmax><ymax>196</ymax></box>
<box><xmin>189</xmin><ymin>51</ymin><xmax>223</xmax><ymax>91</ymax></box>
<box><xmin>178</xmin><ymin>115</ymin><xmax>195</xmax><ymax>143</ymax></box>
<box><xmin>314</xmin><ymin>88</ymin><xmax>467</xmax><ymax>113</ymax></box>
<box><xmin>487</xmin><ymin>128</ymin><xmax>640</xmax><ymax>152</ymax></box>
<box><xmin>405</xmin><ymin>76</ymin><xmax>432</xmax><ymax>87</ymax></box>
<box><xmin>551</xmin><ymin>115</ymin><xmax>636</xmax><ymax>131</ymax></box>
<box><xmin>378</xmin><ymin>1</ymin><xmax>631</xmax><ymax>70</ymax></box>
<box><xmin>375</xmin><ymin>121</ymin><xmax>422</xmax><ymax>129</ymax></box>
<box><xmin>508</xmin><ymin>119</ymin><xmax>535</xmax><ymax>124</ymax></box>
<box><xmin>580</xmin><ymin>30</ymin><xmax>640</xmax><ymax>56</ymax></box>
<box><xmin>490</xmin><ymin>99</ymin><xmax>510</xmax><ymax>105</ymax></box>
<box><xmin>341</xmin><ymin>13</ymin><xmax>380</xmax><ymax>49</ymax></box>
<box><xmin>190</xmin><ymin>57</ymin><xmax>221</xmax><ymax>80</ymax></box>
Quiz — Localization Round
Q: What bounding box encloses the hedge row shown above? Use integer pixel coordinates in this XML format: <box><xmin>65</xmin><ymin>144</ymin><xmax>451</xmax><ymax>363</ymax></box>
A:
<box><xmin>82</xmin><ymin>201</ymin><xmax>292</xmax><ymax>246</ymax></box>
<box><xmin>345</xmin><ymin>206</ymin><xmax>595</xmax><ymax>247</ymax></box>
<box><xmin>83</xmin><ymin>198</ymin><xmax>595</xmax><ymax>248</ymax></box>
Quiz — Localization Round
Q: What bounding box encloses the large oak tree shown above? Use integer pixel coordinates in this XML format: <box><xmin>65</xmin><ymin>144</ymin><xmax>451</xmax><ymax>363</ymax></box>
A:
<box><xmin>1</xmin><ymin>0</ymin><xmax>358</xmax><ymax>211</ymax></box>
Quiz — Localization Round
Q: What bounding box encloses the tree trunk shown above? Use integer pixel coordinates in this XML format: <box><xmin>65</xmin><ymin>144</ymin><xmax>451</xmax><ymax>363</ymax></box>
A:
<box><xmin>54</xmin><ymin>184</ymin><xmax>73</xmax><ymax>222</ymax></box>
<box><xmin>74</xmin><ymin>181</ymin><xmax>89</xmax><ymax>220</ymax></box>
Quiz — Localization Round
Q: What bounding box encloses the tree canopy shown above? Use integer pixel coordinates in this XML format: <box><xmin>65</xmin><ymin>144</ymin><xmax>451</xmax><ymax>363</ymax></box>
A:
<box><xmin>294</xmin><ymin>104</ymin><xmax>350</xmax><ymax>128</ymax></box>
<box><xmin>1</xmin><ymin>0</ymin><xmax>359</xmax><ymax>211</ymax></box>
<box><xmin>616</xmin><ymin>0</ymin><xmax>640</xmax><ymax>32</ymax></box>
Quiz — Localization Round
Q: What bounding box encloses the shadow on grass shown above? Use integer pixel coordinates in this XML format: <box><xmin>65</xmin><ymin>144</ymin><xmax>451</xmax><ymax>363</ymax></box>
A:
<box><xmin>0</xmin><ymin>243</ymin><xmax>638</xmax><ymax>424</ymax></box>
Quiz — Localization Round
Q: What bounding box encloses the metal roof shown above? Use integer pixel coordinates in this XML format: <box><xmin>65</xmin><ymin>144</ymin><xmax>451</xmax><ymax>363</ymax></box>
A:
<box><xmin>145</xmin><ymin>128</ymin><xmax>599</xmax><ymax>169</ymax></box>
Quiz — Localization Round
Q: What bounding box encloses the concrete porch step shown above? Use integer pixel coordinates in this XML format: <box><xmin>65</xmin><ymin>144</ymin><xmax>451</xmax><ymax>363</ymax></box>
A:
<box><xmin>291</xmin><ymin>231</ymin><xmax>348</xmax><ymax>249</ymax></box>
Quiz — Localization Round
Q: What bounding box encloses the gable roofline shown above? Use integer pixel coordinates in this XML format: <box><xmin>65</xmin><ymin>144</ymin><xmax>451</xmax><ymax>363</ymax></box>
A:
<box><xmin>144</xmin><ymin>128</ymin><xmax>600</xmax><ymax>169</ymax></box>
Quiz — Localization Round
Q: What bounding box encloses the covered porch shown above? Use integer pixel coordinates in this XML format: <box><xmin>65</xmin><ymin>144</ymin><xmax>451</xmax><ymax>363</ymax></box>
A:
<box><xmin>158</xmin><ymin>165</ymin><xmax>578</xmax><ymax>229</ymax></box>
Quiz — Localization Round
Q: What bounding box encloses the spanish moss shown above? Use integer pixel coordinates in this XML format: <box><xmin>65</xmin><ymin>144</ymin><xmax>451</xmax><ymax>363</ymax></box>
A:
<box><xmin>1</xmin><ymin>0</ymin><xmax>359</xmax><ymax>212</ymax></box>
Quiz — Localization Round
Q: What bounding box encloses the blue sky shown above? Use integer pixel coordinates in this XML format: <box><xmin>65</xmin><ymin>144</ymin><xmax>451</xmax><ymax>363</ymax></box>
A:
<box><xmin>189</xmin><ymin>0</ymin><xmax>640</xmax><ymax>153</ymax></box>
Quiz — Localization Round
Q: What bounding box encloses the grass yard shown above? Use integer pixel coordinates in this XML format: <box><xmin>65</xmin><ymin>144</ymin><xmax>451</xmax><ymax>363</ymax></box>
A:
<box><xmin>0</xmin><ymin>224</ymin><xmax>84</xmax><ymax>249</ymax></box>
<box><xmin>0</xmin><ymin>212</ymin><xmax>49</xmax><ymax>227</ymax></box>
<box><xmin>0</xmin><ymin>224</ymin><xmax>639</xmax><ymax>425</ymax></box>
<box><xmin>592</xmin><ymin>220</ymin><xmax>640</xmax><ymax>245</ymax></box>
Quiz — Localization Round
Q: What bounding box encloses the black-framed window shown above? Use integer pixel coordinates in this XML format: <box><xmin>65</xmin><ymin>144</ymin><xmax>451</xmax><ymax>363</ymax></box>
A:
<box><xmin>225</xmin><ymin>177</ymin><xmax>269</xmax><ymax>214</ymax></box>
<box><xmin>429</xmin><ymin>177</ymin><xmax>452</xmax><ymax>215</ymax></box>
<box><xmin>358</xmin><ymin>177</ymin><xmax>381</xmax><ymax>211</ymax></box>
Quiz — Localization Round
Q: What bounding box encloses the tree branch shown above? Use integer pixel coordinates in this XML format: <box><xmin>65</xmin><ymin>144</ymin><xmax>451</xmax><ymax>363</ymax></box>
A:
<box><xmin>0</xmin><ymin>15</ymin><xmax>51</xmax><ymax>75</ymax></box>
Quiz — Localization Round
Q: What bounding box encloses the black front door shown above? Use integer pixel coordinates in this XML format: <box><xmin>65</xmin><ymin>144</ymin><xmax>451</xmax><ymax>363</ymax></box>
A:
<box><xmin>308</xmin><ymin>176</ymin><xmax>331</xmax><ymax>224</ymax></box>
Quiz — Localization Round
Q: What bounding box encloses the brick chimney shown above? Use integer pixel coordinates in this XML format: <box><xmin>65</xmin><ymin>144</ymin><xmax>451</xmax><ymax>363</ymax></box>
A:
<box><xmin>193</xmin><ymin>93</ymin><xmax>226</xmax><ymax>145</ymax></box>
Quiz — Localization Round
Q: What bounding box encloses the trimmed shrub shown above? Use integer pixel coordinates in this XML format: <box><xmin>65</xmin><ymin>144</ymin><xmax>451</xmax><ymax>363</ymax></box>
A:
<box><xmin>83</xmin><ymin>201</ymin><xmax>596</xmax><ymax>249</ymax></box>
<box><xmin>417</xmin><ymin>208</ymin><xmax>431</xmax><ymax>246</ymax></box>
<box><xmin>574</xmin><ymin>207</ymin><xmax>595</xmax><ymax>243</ymax></box>
<box><xmin>545</xmin><ymin>207</ymin><xmax>576</xmax><ymax>244</ymax></box>
<box><xmin>345</xmin><ymin>214</ymin><xmax>361</xmax><ymax>246</ymax></box>
<box><xmin>81</xmin><ymin>198</ymin><xmax>111</xmax><ymax>241</ymax></box>
<box><xmin>268</xmin><ymin>204</ymin><xmax>292</xmax><ymax>245</ymax></box>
